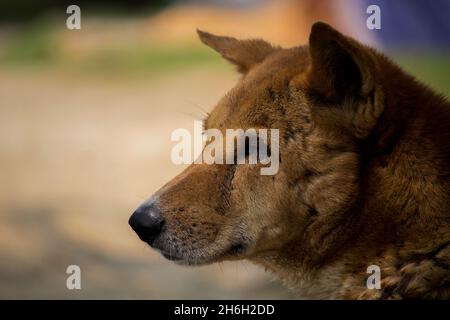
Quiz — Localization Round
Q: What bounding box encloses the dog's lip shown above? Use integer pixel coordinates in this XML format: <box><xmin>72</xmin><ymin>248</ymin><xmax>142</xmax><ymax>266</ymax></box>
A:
<box><xmin>154</xmin><ymin>242</ymin><xmax>249</xmax><ymax>265</ymax></box>
<box><xmin>150</xmin><ymin>242</ymin><xmax>186</xmax><ymax>262</ymax></box>
<box><xmin>222</xmin><ymin>242</ymin><xmax>247</xmax><ymax>257</ymax></box>
<box><xmin>159</xmin><ymin>250</ymin><xmax>183</xmax><ymax>261</ymax></box>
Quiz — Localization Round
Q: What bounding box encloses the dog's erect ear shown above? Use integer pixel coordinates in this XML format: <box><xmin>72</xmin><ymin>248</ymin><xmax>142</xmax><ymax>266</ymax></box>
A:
<box><xmin>197</xmin><ymin>30</ymin><xmax>276</xmax><ymax>74</ymax></box>
<box><xmin>308</xmin><ymin>22</ymin><xmax>377</xmax><ymax>101</ymax></box>
<box><xmin>308</xmin><ymin>22</ymin><xmax>384</xmax><ymax>138</ymax></box>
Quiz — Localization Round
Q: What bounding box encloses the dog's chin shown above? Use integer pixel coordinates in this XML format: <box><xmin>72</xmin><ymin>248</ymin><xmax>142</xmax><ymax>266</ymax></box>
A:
<box><xmin>156</xmin><ymin>242</ymin><xmax>249</xmax><ymax>266</ymax></box>
<box><xmin>159</xmin><ymin>251</ymin><xmax>191</xmax><ymax>265</ymax></box>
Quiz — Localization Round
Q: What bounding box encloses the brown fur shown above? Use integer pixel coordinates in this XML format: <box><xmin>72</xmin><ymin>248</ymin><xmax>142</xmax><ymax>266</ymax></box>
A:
<box><xmin>134</xmin><ymin>22</ymin><xmax>450</xmax><ymax>299</ymax></box>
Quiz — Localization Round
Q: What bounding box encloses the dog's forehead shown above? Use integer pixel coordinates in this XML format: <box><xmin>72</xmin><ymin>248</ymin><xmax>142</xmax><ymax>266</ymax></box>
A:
<box><xmin>205</xmin><ymin>46</ymin><xmax>310</xmax><ymax>130</ymax></box>
<box><xmin>252</xmin><ymin>45</ymin><xmax>310</xmax><ymax>79</ymax></box>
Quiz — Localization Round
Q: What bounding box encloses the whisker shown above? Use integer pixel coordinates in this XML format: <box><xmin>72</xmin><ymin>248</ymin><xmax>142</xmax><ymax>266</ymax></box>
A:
<box><xmin>177</xmin><ymin>110</ymin><xmax>203</xmax><ymax>120</ymax></box>
<box><xmin>183</xmin><ymin>99</ymin><xmax>211</xmax><ymax>117</ymax></box>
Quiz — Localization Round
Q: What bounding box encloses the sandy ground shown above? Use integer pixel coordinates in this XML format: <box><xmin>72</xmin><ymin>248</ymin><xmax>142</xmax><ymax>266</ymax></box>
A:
<box><xmin>0</xmin><ymin>66</ymin><xmax>293</xmax><ymax>299</ymax></box>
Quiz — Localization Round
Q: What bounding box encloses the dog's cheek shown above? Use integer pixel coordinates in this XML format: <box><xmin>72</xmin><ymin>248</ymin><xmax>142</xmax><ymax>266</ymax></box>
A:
<box><xmin>229</xmin><ymin>166</ymin><xmax>260</xmax><ymax>207</ymax></box>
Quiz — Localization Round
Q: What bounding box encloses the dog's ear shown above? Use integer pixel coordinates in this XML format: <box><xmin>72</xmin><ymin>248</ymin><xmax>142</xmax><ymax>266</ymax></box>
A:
<box><xmin>197</xmin><ymin>30</ymin><xmax>276</xmax><ymax>74</ymax></box>
<box><xmin>308</xmin><ymin>22</ymin><xmax>377</xmax><ymax>101</ymax></box>
<box><xmin>307</xmin><ymin>22</ymin><xmax>384</xmax><ymax>138</ymax></box>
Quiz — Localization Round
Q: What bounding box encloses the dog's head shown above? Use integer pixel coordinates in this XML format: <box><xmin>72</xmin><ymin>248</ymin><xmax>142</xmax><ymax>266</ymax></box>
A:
<box><xmin>129</xmin><ymin>22</ymin><xmax>384</xmax><ymax>267</ymax></box>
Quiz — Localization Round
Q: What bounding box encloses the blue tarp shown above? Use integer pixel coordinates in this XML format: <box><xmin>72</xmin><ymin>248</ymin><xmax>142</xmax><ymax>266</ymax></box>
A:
<box><xmin>362</xmin><ymin>0</ymin><xmax>450</xmax><ymax>49</ymax></box>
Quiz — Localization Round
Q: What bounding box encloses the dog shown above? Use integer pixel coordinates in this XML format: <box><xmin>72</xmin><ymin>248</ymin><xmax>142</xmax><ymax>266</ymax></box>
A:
<box><xmin>129</xmin><ymin>22</ymin><xmax>450</xmax><ymax>299</ymax></box>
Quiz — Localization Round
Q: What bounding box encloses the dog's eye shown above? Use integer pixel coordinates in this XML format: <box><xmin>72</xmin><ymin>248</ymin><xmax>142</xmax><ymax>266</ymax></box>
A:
<box><xmin>257</xmin><ymin>137</ymin><xmax>271</xmax><ymax>157</ymax></box>
<box><xmin>244</xmin><ymin>136</ymin><xmax>273</xmax><ymax>157</ymax></box>
<box><xmin>244</xmin><ymin>136</ymin><xmax>259</xmax><ymax>157</ymax></box>
<box><xmin>244</xmin><ymin>136</ymin><xmax>250</xmax><ymax>157</ymax></box>
<box><xmin>234</xmin><ymin>136</ymin><xmax>257</xmax><ymax>164</ymax></box>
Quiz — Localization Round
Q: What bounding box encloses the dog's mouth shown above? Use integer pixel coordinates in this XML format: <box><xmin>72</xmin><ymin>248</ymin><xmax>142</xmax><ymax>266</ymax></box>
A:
<box><xmin>156</xmin><ymin>242</ymin><xmax>248</xmax><ymax>265</ymax></box>
<box><xmin>223</xmin><ymin>243</ymin><xmax>247</xmax><ymax>256</ymax></box>
<box><xmin>160</xmin><ymin>250</ymin><xmax>184</xmax><ymax>262</ymax></box>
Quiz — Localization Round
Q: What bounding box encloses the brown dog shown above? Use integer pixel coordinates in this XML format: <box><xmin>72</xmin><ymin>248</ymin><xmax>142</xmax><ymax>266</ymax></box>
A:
<box><xmin>129</xmin><ymin>22</ymin><xmax>450</xmax><ymax>299</ymax></box>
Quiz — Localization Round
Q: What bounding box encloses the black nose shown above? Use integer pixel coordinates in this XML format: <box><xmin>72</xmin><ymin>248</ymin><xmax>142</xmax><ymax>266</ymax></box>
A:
<box><xmin>129</xmin><ymin>203</ymin><xmax>165</xmax><ymax>245</ymax></box>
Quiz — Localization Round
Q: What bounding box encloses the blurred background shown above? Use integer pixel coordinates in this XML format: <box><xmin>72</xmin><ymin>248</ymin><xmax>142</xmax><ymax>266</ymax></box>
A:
<box><xmin>0</xmin><ymin>0</ymin><xmax>449</xmax><ymax>299</ymax></box>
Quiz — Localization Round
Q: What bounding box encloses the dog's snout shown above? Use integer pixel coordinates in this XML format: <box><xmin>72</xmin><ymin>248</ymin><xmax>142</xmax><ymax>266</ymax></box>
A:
<box><xmin>129</xmin><ymin>203</ymin><xmax>165</xmax><ymax>245</ymax></box>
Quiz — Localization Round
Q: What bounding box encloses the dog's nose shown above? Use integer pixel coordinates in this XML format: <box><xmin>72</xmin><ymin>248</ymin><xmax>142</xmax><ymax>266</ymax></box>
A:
<box><xmin>129</xmin><ymin>203</ymin><xmax>165</xmax><ymax>245</ymax></box>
